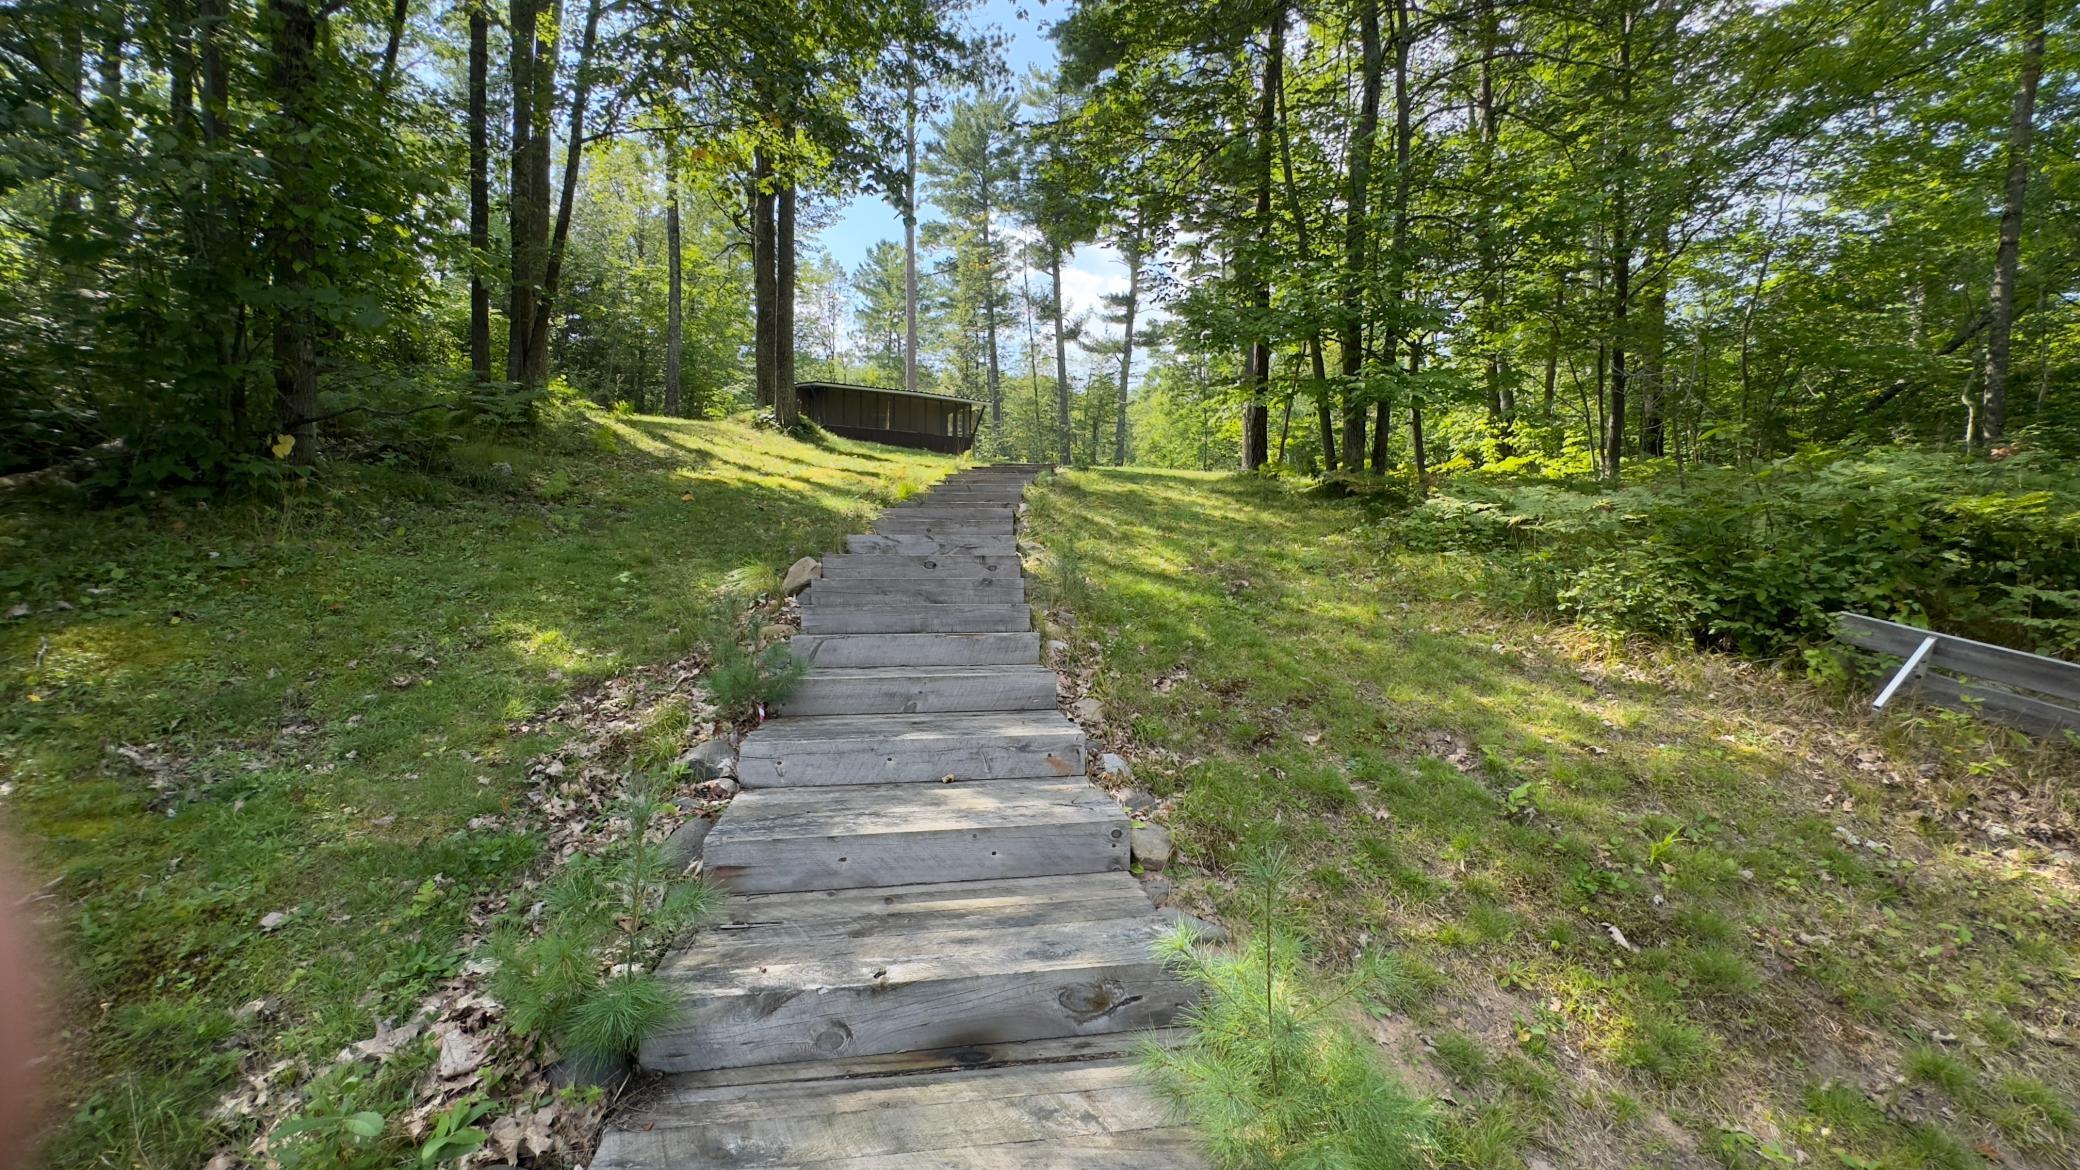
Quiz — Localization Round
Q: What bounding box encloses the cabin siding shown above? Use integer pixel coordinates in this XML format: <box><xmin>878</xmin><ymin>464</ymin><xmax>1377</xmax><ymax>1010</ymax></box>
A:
<box><xmin>796</xmin><ymin>382</ymin><xmax>980</xmax><ymax>454</ymax></box>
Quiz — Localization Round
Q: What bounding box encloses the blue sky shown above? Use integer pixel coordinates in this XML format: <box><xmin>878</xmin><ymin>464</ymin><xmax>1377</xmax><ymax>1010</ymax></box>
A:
<box><xmin>811</xmin><ymin>0</ymin><xmax>1135</xmax><ymax>326</ymax></box>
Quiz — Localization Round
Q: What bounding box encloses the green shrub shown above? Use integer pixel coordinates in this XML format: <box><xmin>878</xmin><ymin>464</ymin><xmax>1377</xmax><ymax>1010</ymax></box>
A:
<box><xmin>1389</xmin><ymin>449</ymin><xmax>2080</xmax><ymax>659</ymax></box>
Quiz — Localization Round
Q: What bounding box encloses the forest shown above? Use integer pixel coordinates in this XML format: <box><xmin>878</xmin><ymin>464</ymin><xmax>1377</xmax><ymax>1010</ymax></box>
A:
<box><xmin>0</xmin><ymin>0</ymin><xmax>2071</xmax><ymax>487</ymax></box>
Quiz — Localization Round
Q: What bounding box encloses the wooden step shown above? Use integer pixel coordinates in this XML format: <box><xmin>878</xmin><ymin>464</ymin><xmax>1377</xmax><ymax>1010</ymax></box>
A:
<box><xmin>594</xmin><ymin>1057</ymin><xmax>1204</xmax><ymax>1168</ymax></box>
<box><xmin>873</xmin><ymin>516</ymin><xmax>1016</xmax><ymax>536</ymax></box>
<box><xmin>791</xmin><ymin>632</ymin><xmax>1039</xmax><ymax>668</ymax></box>
<box><xmin>738</xmin><ymin>711</ymin><xmax>1084</xmax><ymax>786</ymax></box>
<box><xmin>887</xmin><ymin>502</ymin><xmax>1017</xmax><ymax>516</ymax></box>
<box><xmin>704</xmin><ymin>779</ymin><xmax>1128</xmax><ymax>893</ymax></box>
<box><xmin>819</xmin><ymin>554</ymin><xmax>1020</xmax><ymax>579</ymax></box>
<box><xmin>638</xmin><ymin>873</ymin><xmax>1192</xmax><ymax>1072</ymax></box>
<box><xmin>778</xmin><ymin>665</ymin><xmax>1056</xmax><ymax>717</ymax></box>
<box><xmin>799</xmin><ymin>603</ymin><xmax>1031</xmax><ymax>635</ymax></box>
<box><xmin>803</xmin><ymin>576</ymin><xmax>1026</xmax><ymax>606</ymax></box>
<box><xmin>847</xmin><ymin>534</ymin><xmax>1019</xmax><ymax>556</ymax></box>
<box><xmin>636</xmin><ymin>1030</ymin><xmax>1191</xmax><ymax>1091</ymax></box>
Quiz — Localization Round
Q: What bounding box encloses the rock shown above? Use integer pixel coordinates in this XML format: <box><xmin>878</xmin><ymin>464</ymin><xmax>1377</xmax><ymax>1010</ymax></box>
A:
<box><xmin>1119</xmin><ymin>787</ymin><xmax>1157</xmax><ymax>814</ymax></box>
<box><xmin>662</xmin><ymin>819</ymin><xmax>714</xmax><ymax>871</ymax></box>
<box><xmin>680</xmin><ymin>737</ymin><xmax>736</xmax><ymax>781</ymax></box>
<box><xmin>1071</xmin><ymin>697</ymin><xmax>1104</xmax><ymax>724</ymax></box>
<box><xmin>489</xmin><ymin>461</ymin><xmax>513</xmax><ymax>476</ymax></box>
<box><xmin>1131</xmin><ymin>823</ymin><xmax>1173</xmax><ymax>872</ymax></box>
<box><xmin>781</xmin><ymin>556</ymin><xmax>821</xmax><ymax>597</ymax></box>
<box><xmin>1099</xmin><ymin>752</ymin><xmax>1133</xmax><ymax>780</ymax></box>
<box><xmin>258</xmin><ymin>911</ymin><xmax>289</xmax><ymax>932</ymax></box>
<box><xmin>1159</xmin><ymin>908</ymin><xmax>1226</xmax><ymax>944</ymax></box>
<box><xmin>547</xmin><ymin>1049</ymin><xmax>631</xmax><ymax>1094</ymax></box>
<box><xmin>1138</xmin><ymin>874</ymin><xmax>1174</xmax><ymax>907</ymax></box>
<box><xmin>1046</xmin><ymin>639</ymin><xmax>1070</xmax><ymax>660</ymax></box>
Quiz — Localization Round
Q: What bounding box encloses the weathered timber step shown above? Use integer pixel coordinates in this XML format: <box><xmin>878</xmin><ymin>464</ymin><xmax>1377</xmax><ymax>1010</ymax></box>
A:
<box><xmin>638</xmin><ymin>873</ymin><xmax>1192</xmax><ymax>1073</ymax></box>
<box><xmin>886</xmin><ymin>502</ymin><xmax>1018</xmax><ymax>516</ymax></box>
<box><xmin>819</xmin><ymin>554</ymin><xmax>1020</xmax><ymax>579</ymax></box>
<box><xmin>872</xmin><ymin>516</ymin><xmax>1016</xmax><ymax>536</ymax></box>
<box><xmin>738</xmin><ymin>711</ymin><xmax>1084</xmax><ymax>786</ymax></box>
<box><xmin>703</xmin><ymin>778</ymin><xmax>1128</xmax><ymax>893</ymax></box>
<box><xmin>777</xmin><ymin>665</ymin><xmax>1056</xmax><ymax>717</ymax></box>
<box><xmin>593</xmin><ymin>1056</ymin><xmax>1203</xmax><ymax>1169</ymax></box>
<box><xmin>803</xmin><ymin>576</ymin><xmax>1026</xmax><ymax>605</ymax></box>
<box><xmin>799</xmin><ymin>603</ymin><xmax>1032</xmax><ymax>635</ymax></box>
<box><xmin>847</xmin><ymin>534</ymin><xmax>1018</xmax><ymax>556</ymax></box>
<box><xmin>634</xmin><ymin>1030</ymin><xmax>1191</xmax><ymax>1092</ymax></box>
<box><xmin>791</xmin><ymin>631</ymin><xmax>1039</xmax><ymax>669</ymax></box>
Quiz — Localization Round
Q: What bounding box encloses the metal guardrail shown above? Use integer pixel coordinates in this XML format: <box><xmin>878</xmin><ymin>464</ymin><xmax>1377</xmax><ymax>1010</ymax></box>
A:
<box><xmin>1833</xmin><ymin>612</ymin><xmax>2080</xmax><ymax>737</ymax></box>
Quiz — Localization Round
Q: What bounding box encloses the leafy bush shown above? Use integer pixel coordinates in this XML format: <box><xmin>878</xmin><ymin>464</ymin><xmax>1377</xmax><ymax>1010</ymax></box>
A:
<box><xmin>1387</xmin><ymin>449</ymin><xmax>2080</xmax><ymax>658</ymax></box>
<box><xmin>1146</xmin><ymin>849</ymin><xmax>1433</xmax><ymax>1168</ymax></box>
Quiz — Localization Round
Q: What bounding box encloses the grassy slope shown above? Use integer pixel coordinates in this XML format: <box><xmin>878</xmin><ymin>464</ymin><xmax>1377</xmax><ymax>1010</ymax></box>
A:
<box><xmin>0</xmin><ymin>412</ymin><xmax>953</xmax><ymax>1167</ymax></box>
<box><xmin>1026</xmin><ymin>468</ymin><xmax>2079</xmax><ymax>1170</ymax></box>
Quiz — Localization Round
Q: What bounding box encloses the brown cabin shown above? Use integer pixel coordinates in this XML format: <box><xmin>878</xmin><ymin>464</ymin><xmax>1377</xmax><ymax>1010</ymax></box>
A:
<box><xmin>795</xmin><ymin>381</ymin><xmax>982</xmax><ymax>454</ymax></box>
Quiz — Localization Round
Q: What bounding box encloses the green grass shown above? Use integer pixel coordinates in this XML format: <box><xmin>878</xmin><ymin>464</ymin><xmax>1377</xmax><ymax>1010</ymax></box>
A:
<box><xmin>0</xmin><ymin>410</ymin><xmax>953</xmax><ymax>1167</ymax></box>
<box><xmin>1024</xmin><ymin>467</ymin><xmax>2080</xmax><ymax>1170</ymax></box>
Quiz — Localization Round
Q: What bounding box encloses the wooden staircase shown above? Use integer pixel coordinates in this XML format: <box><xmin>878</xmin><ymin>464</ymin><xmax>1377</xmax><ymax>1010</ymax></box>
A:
<box><xmin>593</xmin><ymin>466</ymin><xmax>1204</xmax><ymax>1169</ymax></box>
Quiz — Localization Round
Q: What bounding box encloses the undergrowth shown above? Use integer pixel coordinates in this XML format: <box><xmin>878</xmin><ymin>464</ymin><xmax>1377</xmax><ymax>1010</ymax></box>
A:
<box><xmin>1383</xmin><ymin>447</ymin><xmax>2080</xmax><ymax>659</ymax></box>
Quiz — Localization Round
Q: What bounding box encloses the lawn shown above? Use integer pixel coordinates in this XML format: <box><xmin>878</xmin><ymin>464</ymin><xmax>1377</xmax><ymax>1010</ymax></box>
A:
<box><xmin>0</xmin><ymin>410</ymin><xmax>953</xmax><ymax>1168</ymax></box>
<box><xmin>1025</xmin><ymin>468</ymin><xmax>2080</xmax><ymax>1170</ymax></box>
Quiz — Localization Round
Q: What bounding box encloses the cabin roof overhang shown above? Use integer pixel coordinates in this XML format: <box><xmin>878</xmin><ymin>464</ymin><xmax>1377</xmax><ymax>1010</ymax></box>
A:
<box><xmin>794</xmin><ymin>380</ymin><xmax>985</xmax><ymax>407</ymax></box>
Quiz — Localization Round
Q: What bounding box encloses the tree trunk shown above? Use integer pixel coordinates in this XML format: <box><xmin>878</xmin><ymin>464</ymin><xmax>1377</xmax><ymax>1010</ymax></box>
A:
<box><xmin>467</xmin><ymin>0</ymin><xmax>491</xmax><ymax>381</ymax></box>
<box><xmin>751</xmin><ymin>148</ymin><xmax>776</xmax><ymax>409</ymax></box>
<box><xmin>1639</xmin><ymin>221</ymin><xmax>1670</xmax><ymax>458</ymax></box>
<box><xmin>263</xmin><ymin>0</ymin><xmax>323</xmax><ymax>461</ymax></box>
<box><xmin>1243</xmin><ymin>5</ymin><xmax>1284</xmax><ymax>471</ymax></box>
<box><xmin>983</xmin><ymin>212</ymin><xmax>1004</xmax><ymax>430</ymax></box>
<box><xmin>1604</xmin><ymin>6</ymin><xmax>1636</xmax><ymax>479</ymax></box>
<box><xmin>1474</xmin><ymin>0</ymin><xmax>1512</xmax><ymax>454</ymax></box>
<box><xmin>525</xmin><ymin>0</ymin><xmax>604</xmax><ymax>382</ymax></box>
<box><xmin>776</xmin><ymin>176</ymin><xmax>798</xmax><ymax>427</ymax></box>
<box><xmin>1113</xmin><ymin>225</ymin><xmax>1140</xmax><ymax>465</ymax></box>
<box><xmin>1339</xmin><ymin>0</ymin><xmax>1383</xmax><ymax>473</ymax></box>
<box><xmin>1408</xmin><ymin>340</ymin><xmax>1427</xmax><ymax>495</ymax></box>
<box><xmin>378</xmin><ymin>0</ymin><xmax>410</xmax><ymax>97</ymax></box>
<box><xmin>664</xmin><ymin>140</ymin><xmax>684</xmax><ymax>416</ymax></box>
<box><xmin>1051</xmin><ymin>248</ymin><xmax>1071</xmax><ymax>465</ymax></box>
<box><xmin>904</xmin><ymin>79</ymin><xmax>920</xmax><ymax>394</ymax></box>
<box><xmin>1543</xmin><ymin>277</ymin><xmax>1562</xmax><ymax>418</ymax></box>
<box><xmin>1978</xmin><ymin>0</ymin><xmax>2044</xmax><ymax>448</ymax></box>
<box><xmin>1372</xmin><ymin>0</ymin><xmax>1412</xmax><ymax>475</ymax></box>
<box><xmin>505</xmin><ymin>0</ymin><xmax>545</xmax><ymax>388</ymax></box>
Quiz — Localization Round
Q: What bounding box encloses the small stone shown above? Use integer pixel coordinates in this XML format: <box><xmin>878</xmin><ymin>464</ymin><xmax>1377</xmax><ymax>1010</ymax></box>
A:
<box><xmin>1071</xmin><ymin>698</ymin><xmax>1104</xmax><ymax>724</ymax></box>
<box><xmin>1119</xmin><ymin>787</ymin><xmax>1157</xmax><ymax>814</ymax></box>
<box><xmin>781</xmin><ymin>556</ymin><xmax>821</xmax><ymax>597</ymax></box>
<box><xmin>680</xmin><ymin>737</ymin><xmax>736</xmax><ymax>781</ymax></box>
<box><xmin>1099</xmin><ymin>753</ymin><xmax>1133</xmax><ymax>780</ymax></box>
<box><xmin>258</xmin><ymin>911</ymin><xmax>290</xmax><ymax>932</ymax></box>
<box><xmin>1159</xmin><ymin>908</ymin><xmax>1226</xmax><ymax>944</ymax></box>
<box><xmin>1046</xmin><ymin>639</ymin><xmax>1070</xmax><ymax>659</ymax></box>
<box><xmin>489</xmin><ymin>461</ymin><xmax>513</xmax><ymax>476</ymax></box>
<box><xmin>548</xmin><ymin>1050</ymin><xmax>631</xmax><ymax>1093</ymax></box>
<box><xmin>1131</xmin><ymin>823</ymin><xmax>1172</xmax><ymax>872</ymax></box>
<box><xmin>1138</xmin><ymin>874</ymin><xmax>1174</xmax><ymax>907</ymax></box>
<box><xmin>662</xmin><ymin>819</ymin><xmax>714</xmax><ymax>871</ymax></box>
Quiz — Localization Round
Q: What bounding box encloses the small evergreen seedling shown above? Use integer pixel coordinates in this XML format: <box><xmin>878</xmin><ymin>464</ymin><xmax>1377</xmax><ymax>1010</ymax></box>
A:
<box><xmin>1146</xmin><ymin>847</ymin><xmax>1433</xmax><ymax>1169</ymax></box>
<box><xmin>493</xmin><ymin>774</ymin><xmax>720</xmax><ymax>1067</ymax></box>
